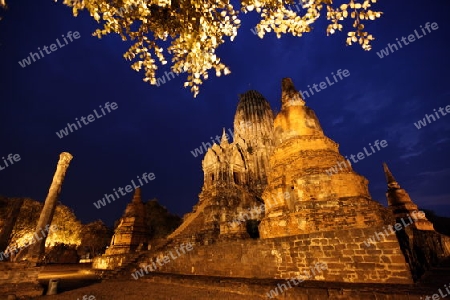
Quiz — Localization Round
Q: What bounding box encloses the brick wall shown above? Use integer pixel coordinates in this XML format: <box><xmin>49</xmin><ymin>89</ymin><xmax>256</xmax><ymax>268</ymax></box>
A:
<box><xmin>93</xmin><ymin>253</ymin><xmax>132</xmax><ymax>270</ymax></box>
<box><xmin>137</xmin><ymin>226</ymin><xmax>413</xmax><ymax>284</ymax></box>
<box><xmin>398</xmin><ymin>228</ymin><xmax>450</xmax><ymax>281</ymax></box>
<box><xmin>0</xmin><ymin>262</ymin><xmax>43</xmax><ymax>297</ymax></box>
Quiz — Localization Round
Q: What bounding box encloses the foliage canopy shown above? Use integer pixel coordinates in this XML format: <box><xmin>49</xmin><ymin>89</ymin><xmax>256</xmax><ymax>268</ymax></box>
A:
<box><xmin>8</xmin><ymin>199</ymin><xmax>82</xmax><ymax>248</ymax></box>
<box><xmin>6</xmin><ymin>0</ymin><xmax>382</xmax><ymax>96</ymax></box>
<box><xmin>143</xmin><ymin>199</ymin><xmax>181</xmax><ymax>239</ymax></box>
<box><xmin>79</xmin><ymin>220</ymin><xmax>112</xmax><ymax>257</ymax></box>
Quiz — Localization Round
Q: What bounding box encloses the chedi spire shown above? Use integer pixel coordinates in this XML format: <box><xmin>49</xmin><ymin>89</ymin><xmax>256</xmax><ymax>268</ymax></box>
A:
<box><xmin>383</xmin><ymin>162</ymin><xmax>434</xmax><ymax>231</ymax></box>
<box><xmin>106</xmin><ymin>187</ymin><xmax>148</xmax><ymax>254</ymax></box>
<box><xmin>132</xmin><ymin>187</ymin><xmax>142</xmax><ymax>203</ymax></box>
<box><xmin>383</xmin><ymin>162</ymin><xmax>400</xmax><ymax>189</ymax></box>
<box><xmin>220</xmin><ymin>127</ymin><xmax>229</xmax><ymax>145</ymax></box>
<box><xmin>281</xmin><ymin>78</ymin><xmax>305</xmax><ymax>107</ymax></box>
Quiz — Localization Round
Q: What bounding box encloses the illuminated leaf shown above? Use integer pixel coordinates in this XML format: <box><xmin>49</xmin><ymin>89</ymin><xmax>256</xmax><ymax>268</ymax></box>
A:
<box><xmin>52</xmin><ymin>0</ymin><xmax>383</xmax><ymax>97</ymax></box>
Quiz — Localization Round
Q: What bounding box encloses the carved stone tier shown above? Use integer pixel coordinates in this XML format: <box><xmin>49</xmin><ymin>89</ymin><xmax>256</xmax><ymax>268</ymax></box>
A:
<box><xmin>259</xmin><ymin>79</ymin><xmax>388</xmax><ymax>238</ymax></box>
<box><xmin>233</xmin><ymin>90</ymin><xmax>275</xmax><ymax>196</ymax></box>
<box><xmin>383</xmin><ymin>163</ymin><xmax>434</xmax><ymax>231</ymax></box>
<box><xmin>169</xmin><ymin>91</ymin><xmax>275</xmax><ymax>244</ymax></box>
<box><xmin>106</xmin><ymin>188</ymin><xmax>148</xmax><ymax>254</ymax></box>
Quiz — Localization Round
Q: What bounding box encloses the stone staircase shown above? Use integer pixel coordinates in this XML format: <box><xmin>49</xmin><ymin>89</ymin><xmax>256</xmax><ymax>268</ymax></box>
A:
<box><xmin>168</xmin><ymin>199</ymin><xmax>209</xmax><ymax>240</ymax></box>
<box><xmin>99</xmin><ymin>252</ymin><xmax>142</xmax><ymax>280</ymax></box>
<box><xmin>100</xmin><ymin>239</ymin><xmax>172</xmax><ymax>280</ymax></box>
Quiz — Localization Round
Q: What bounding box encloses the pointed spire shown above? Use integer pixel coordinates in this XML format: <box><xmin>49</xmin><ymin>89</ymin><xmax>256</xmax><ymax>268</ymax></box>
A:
<box><xmin>383</xmin><ymin>162</ymin><xmax>435</xmax><ymax>231</ymax></box>
<box><xmin>383</xmin><ymin>162</ymin><xmax>400</xmax><ymax>189</ymax></box>
<box><xmin>221</xmin><ymin>127</ymin><xmax>229</xmax><ymax>144</ymax></box>
<box><xmin>281</xmin><ymin>78</ymin><xmax>305</xmax><ymax>107</ymax></box>
<box><xmin>132</xmin><ymin>187</ymin><xmax>142</xmax><ymax>203</ymax></box>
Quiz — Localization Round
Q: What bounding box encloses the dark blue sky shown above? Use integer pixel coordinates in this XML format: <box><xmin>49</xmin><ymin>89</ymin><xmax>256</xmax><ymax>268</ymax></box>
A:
<box><xmin>1</xmin><ymin>0</ymin><xmax>449</xmax><ymax>227</ymax></box>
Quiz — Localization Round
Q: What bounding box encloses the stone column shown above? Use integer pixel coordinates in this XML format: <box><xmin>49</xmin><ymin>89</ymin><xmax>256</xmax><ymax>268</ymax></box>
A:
<box><xmin>26</xmin><ymin>152</ymin><xmax>73</xmax><ymax>263</ymax></box>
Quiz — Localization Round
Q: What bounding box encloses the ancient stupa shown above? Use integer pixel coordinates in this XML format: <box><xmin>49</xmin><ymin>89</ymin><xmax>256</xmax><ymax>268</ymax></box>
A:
<box><xmin>259</xmin><ymin>78</ymin><xmax>389</xmax><ymax>238</ymax></box>
<box><xmin>105</xmin><ymin>188</ymin><xmax>148</xmax><ymax>255</ymax></box>
<box><xmin>95</xmin><ymin>78</ymin><xmax>450</xmax><ymax>286</ymax></box>
<box><xmin>383</xmin><ymin>162</ymin><xmax>434</xmax><ymax>230</ymax></box>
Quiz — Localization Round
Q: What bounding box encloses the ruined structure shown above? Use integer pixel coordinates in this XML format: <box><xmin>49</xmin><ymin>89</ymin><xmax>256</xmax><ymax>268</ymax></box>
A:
<box><xmin>16</xmin><ymin>152</ymin><xmax>73</xmax><ymax>263</ymax></box>
<box><xmin>94</xmin><ymin>188</ymin><xmax>183</xmax><ymax>271</ymax></box>
<box><xmin>383</xmin><ymin>162</ymin><xmax>434</xmax><ymax>231</ymax></box>
<box><xmin>167</xmin><ymin>90</ymin><xmax>275</xmax><ymax>243</ymax></box>
<box><xmin>0</xmin><ymin>152</ymin><xmax>73</xmax><ymax>297</ymax></box>
<box><xmin>383</xmin><ymin>162</ymin><xmax>449</xmax><ymax>280</ymax></box>
<box><xmin>95</xmin><ymin>78</ymin><xmax>450</xmax><ymax>287</ymax></box>
<box><xmin>259</xmin><ymin>78</ymin><xmax>390</xmax><ymax>238</ymax></box>
<box><xmin>0</xmin><ymin>197</ymin><xmax>24</xmax><ymax>253</ymax></box>
<box><xmin>167</xmin><ymin>79</ymin><xmax>396</xmax><ymax>245</ymax></box>
<box><xmin>106</xmin><ymin>188</ymin><xmax>148</xmax><ymax>255</ymax></box>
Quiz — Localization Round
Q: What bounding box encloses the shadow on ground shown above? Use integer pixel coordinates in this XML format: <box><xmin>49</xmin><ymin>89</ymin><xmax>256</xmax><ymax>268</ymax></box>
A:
<box><xmin>37</xmin><ymin>263</ymin><xmax>101</xmax><ymax>294</ymax></box>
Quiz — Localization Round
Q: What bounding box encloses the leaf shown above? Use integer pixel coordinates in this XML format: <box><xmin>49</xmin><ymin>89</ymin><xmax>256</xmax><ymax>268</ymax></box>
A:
<box><xmin>54</xmin><ymin>0</ymin><xmax>382</xmax><ymax>97</ymax></box>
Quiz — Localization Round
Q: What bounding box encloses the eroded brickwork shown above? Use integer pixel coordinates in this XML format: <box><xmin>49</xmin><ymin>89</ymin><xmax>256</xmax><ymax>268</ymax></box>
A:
<box><xmin>0</xmin><ymin>262</ymin><xmax>43</xmax><ymax>297</ymax></box>
<box><xmin>105</xmin><ymin>188</ymin><xmax>148</xmax><ymax>255</ymax></box>
<box><xmin>260</xmin><ymin>79</ymin><xmax>386</xmax><ymax>238</ymax></box>
<box><xmin>138</xmin><ymin>226</ymin><xmax>412</xmax><ymax>283</ymax></box>
<box><xmin>168</xmin><ymin>90</ymin><xmax>275</xmax><ymax>243</ymax></box>
<box><xmin>384</xmin><ymin>163</ymin><xmax>434</xmax><ymax>231</ymax></box>
<box><xmin>96</xmin><ymin>77</ymin><xmax>449</xmax><ymax>286</ymax></box>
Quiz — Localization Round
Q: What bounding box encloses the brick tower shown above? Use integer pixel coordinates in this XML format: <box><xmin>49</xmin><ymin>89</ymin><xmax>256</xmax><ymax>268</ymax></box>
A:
<box><xmin>167</xmin><ymin>91</ymin><xmax>275</xmax><ymax>244</ymax></box>
<box><xmin>106</xmin><ymin>188</ymin><xmax>148</xmax><ymax>254</ymax></box>
<box><xmin>383</xmin><ymin>162</ymin><xmax>434</xmax><ymax>230</ymax></box>
<box><xmin>259</xmin><ymin>78</ymin><xmax>390</xmax><ymax>238</ymax></box>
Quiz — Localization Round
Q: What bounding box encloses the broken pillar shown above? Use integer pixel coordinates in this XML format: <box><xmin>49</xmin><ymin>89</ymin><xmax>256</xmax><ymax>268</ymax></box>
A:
<box><xmin>17</xmin><ymin>152</ymin><xmax>73</xmax><ymax>263</ymax></box>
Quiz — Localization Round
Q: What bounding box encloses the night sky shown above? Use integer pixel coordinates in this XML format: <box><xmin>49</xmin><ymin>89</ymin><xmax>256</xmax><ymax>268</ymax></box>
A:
<box><xmin>0</xmin><ymin>0</ymin><xmax>449</xmax><ymax>227</ymax></box>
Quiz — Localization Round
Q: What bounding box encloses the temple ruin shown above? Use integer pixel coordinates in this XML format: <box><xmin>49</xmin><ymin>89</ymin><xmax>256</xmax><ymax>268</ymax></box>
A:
<box><xmin>94</xmin><ymin>78</ymin><xmax>450</xmax><ymax>286</ymax></box>
<box><xmin>0</xmin><ymin>152</ymin><xmax>73</xmax><ymax>297</ymax></box>
<box><xmin>15</xmin><ymin>152</ymin><xmax>73</xmax><ymax>263</ymax></box>
<box><xmin>106</xmin><ymin>188</ymin><xmax>148</xmax><ymax>255</ymax></box>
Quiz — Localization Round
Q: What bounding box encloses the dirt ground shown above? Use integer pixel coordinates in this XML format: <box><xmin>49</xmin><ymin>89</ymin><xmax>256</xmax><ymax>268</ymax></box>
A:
<box><xmin>34</xmin><ymin>279</ymin><xmax>262</xmax><ymax>300</ymax></box>
<box><xmin>32</xmin><ymin>264</ymin><xmax>267</xmax><ymax>299</ymax></box>
<box><xmin>9</xmin><ymin>262</ymin><xmax>450</xmax><ymax>300</ymax></box>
